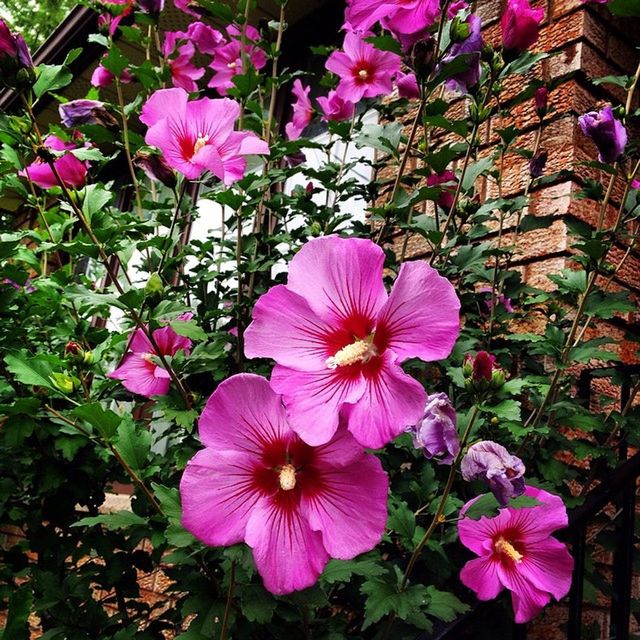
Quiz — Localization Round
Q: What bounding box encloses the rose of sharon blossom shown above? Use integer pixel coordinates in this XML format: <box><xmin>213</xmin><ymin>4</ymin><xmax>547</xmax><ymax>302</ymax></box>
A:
<box><xmin>140</xmin><ymin>88</ymin><xmax>269</xmax><ymax>183</ymax></box>
<box><xmin>407</xmin><ymin>392</ymin><xmax>460</xmax><ymax>464</ymax></box>
<box><xmin>461</xmin><ymin>440</ymin><xmax>525</xmax><ymax>506</ymax></box>
<box><xmin>167</xmin><ymin>42</ymin><xmax>205</xmax><ymax>93</ymax></box>
<box><xmin>0</xmin><ymin>18</ymin><xmax>33</xmax><ymax>71</ymax></box>
<box><xmin>285</xmin><ymin>80</ymin><xmax>313</xmax><ymax>141</ymax></box>
<box><xmin>578</xmin><ymin>106</ymin><xmax>627</xmax><ymax>164</ymax></box>
<box><xmin>426</xmin><ymin>170</ymin><xmax>457</xmax><ymax>210</ymax></box>
<box><xmin>326</xmin><ymin>32</ymin><xmax>401</xmax><ymax>104</ymax></box>
<box><xmin>59</xmin><ymin>100</ymin><xmax>117</xmax><ymax>128</ymax></box>
<box><xmin>91</xmin><ymin>63</ymin><xmax>133</xmax><ymax>88</ymax></box>
<box><xmin>187</xmin><ymin>21</ymin><xmax>224</xmax><ymax>54</ymax></box>
<box><xmin>108</xmin><ymin>313</ymin><xmax>192</xmax><ymax>397</ymax></box>
<box><xmin>458</xmin><ymin>486</ymin><xmax>574</xmax><ymax>623</ymax></box>
<box><xmin>20</xmin><ymin>135</ymin><xmax>88</xmax><ymax>190</ymax></box>
<box><xmin>317</xmin><ymin>91</ymin><xmax>355</xmax><ymax>122</ymax></box>
<box><xmin>345</xmin><ymin>0</ymin><xmax>440</xmax><ymax>40</ymax></box>
<box><xmin>173</xmin><ymin>0</ymin><xmax>202</xmax><ymax>17</ymax></box>
<box><xmin>501</xmin><ymin>0</ymin><xmax>544</xmax><ymax>54</ymax></box>
<box><xmin>180</xmin><ymin>374</ymin><xmax>388</xmax><ymax>595</ymax></box>
<box><xmin>442</xmin><ymin>14</ymin><xmax>483</xmax><ymax>92</ymax></box>
<box><xmin>396</xmin><ymin>72</ymin><xmax>420</xmax><ymax>99</ymax></box>
<box><xmin>244</xmin><ymin>235</ymin><xmax>461</xmax><ymax>449</ymax></box>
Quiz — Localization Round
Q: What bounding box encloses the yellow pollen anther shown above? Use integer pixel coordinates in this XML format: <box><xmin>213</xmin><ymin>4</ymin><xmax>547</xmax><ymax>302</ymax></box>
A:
<box><xmin>358</xmin><ymin>69</ymin><xmax>369</xmax><ymax>80</ymax></box>
<box><xmin>193</xmin><ymin>134</ymin><xmax>209</xmax><ymax>154</ymax></box>
<box><xmin>227</xmin><ymin>61</ymin><xmax>237</xmax><ymax>69</ymax></box>
<box><xmin>278</xmin><ymin>464</ymin><xmax>297</xmax><ymax>491</ymax></box>
<box><xmin>326</xmin><ymin>339</ymin><xmax>377</xmax><ymax>369</ymax></box>
<box><xmin>495</xmin><ymin>537</ymin><xmax>523</xmax><ymax>563</ymax></box>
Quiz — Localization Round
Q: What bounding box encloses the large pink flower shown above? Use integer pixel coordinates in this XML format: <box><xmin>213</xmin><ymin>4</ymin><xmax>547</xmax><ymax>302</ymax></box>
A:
<box><xmin>140</xmin><ymin>88</ymin><xmax>269</xmax><ymax>183</ymax></box>
<box><xmin>108</xmin><ymin>314</ymin><xmax>192</xmax><ymax>398</ymax></box>
<box><xmin>244</xmin><ymin>235</ymin><xmax>460</xmax><ymax>449</ymax></box>
<box><xmin>285</xmin><ymin>79</ymin><xmax>313</xmax><ymax>141</ymax></box>
<box><xmin>19</xmin><ymin>135</ymin><xmax>88</xmax><ymax>190</ymax></box>
<box><xmin>326</xmin><ymin>32</ymin><xmax>401</xmax><ymax>104</ymax></box>
<box><xmin>180</xmin><ymin>374</ymin><xmax>388</xmax><ymax>595</ymax></box>
<box><xmin>458</xmin><ymin>486</ymin><xmax>574</xmax><ymax>623</ymax></box>
<box><xmin>345</xmin><ymin>0</ymin><xmax>440</xmax><ymax>38</ymax></box>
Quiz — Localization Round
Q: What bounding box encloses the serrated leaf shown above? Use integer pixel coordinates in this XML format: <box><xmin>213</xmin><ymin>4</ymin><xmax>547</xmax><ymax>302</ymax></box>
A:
<box><xmin>72</xmin><ymin>511</ymin><xmax>147</xmax><ymax>530</ymax></box>
<box><xmin>321</xmin><ymin>558</ymin><xmax>386</xmax><ymax>584</ymax></box>
<box><xmin>464</xmin><ymin>494</ymin><xmax>541</xmax><ymax>521</ymax></box>
<box><xmin>115</xmin><ymin>417</ymin><xmax>151</xmax><ymax>473</ymax></box>
<box><xmin>4</xmin><ymin>353</ymin><xmax>56</xmax><ymax>391</ymax></box>
<box><xmin>240</xmin><ymin>585</ymin><xmax>277</xmax><ymax>623</ymax></box>
<box><xmin>71</xmin><ymin>403</ymin><xmax>121</xmax><ymax>440</ymax></box>
<box><xmin>170</xmin><ymin>319</ymin><xmax>208</xmax><ymax>341</ymax></box>
<box><xmin>34</xmin><ymin>64</ymin><xmax>73</xmax><ymax>98</ymax></box>
<box><xmin>424</xmin><ymin>586</ymin><xmax>469</xmax><ymax>622</ymax></box>
<box><xmin>151</xmin><ymin>483</ymin><xmax>182</xmax><ymax>521</ymax></box>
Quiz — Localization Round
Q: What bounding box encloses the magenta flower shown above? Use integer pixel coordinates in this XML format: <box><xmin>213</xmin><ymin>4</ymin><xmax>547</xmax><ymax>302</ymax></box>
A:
<box><xmin>137</xmin><ymin>0</ymin><xmax>164</xmax><ymax>13</ymax></box>
<box><xmin>326</xmin><ymin>32</ymin><xmax>401</xmax><ymax>104</ymax></box>
<box><xmin>244</xmin><ymin>235</ymin><xmax>460</xmax><ymax>449</ymax></box>
<box><xmin>458</xmin><ymin>485</ymin><xmax>573</xmax><ymax>623</ymax></box>
<box><xmin>632</xmin><ymin>178</ymin><xmax>640</xmax><ymax>189</ymax></box>
<box><xmin>90</xmin><ymin>63</ymin><xmax>133</xmax><ymax>88</ymax></box>
<box><xmin>317</xmin><ymin>90</ymin><xmax>355</xmax><ymax>122</ymax></box>
<box><xmin>479</xmin><ymin>286</ymin><xmax>514</xmax><ymax>314</ymax></box>
<box><xmin>501</xmin><ymin>0</ymin><xmax>544</xmax><ymax>54</ymax></box>
<box><xmin>285</xmin><ymin>80</ymin><xmax>313</xmax><ymax>141</ymax></box>
<box><xmin>396</xmin><ymin>72</ymin><xmax>420</xmax><ymax>99</ymax></box>
<box><xmin>426</xmin><ymin>170</ymin><xmax>457</xmax><ymax>210</ymax></box>
<box><xmin>345</xmin><ymin>0</ymin><xmax>440</xmax><ymax>40</ymax></box>
<box><xmin>461</xmin><ymin>440</ymin><xmax>525</xmax><ymax>506</ymax></box>
<box><xmin>578</xmin><ymin>106</ymin><xmax>627</xmax><ymax>165</ymax></box>
<box><xmin>407</xmin><ymin>392</ymin><xmax>460</xmax><ymax>464</ymax></box>
<box><xmin>534</xmin><ymin>86</ymin><xmax>548</xmax><ymax>117</ymax></box>
<box><xmin>173</xmin><ymin>0</ymin><xmax>202</xmax><ymax>17</ymax></box>
<box><xmin>0</xmin><ymin>18</ymin><xmax>32</xmax><ymax>71</ymax></box>
<box><xmin>108</xmin><ymin>313</ymin><xmax>192</xmax><ymax>397</ymax></box>
<box><xmin>464</xmin><ymin>351</ymin><xmax>496</xmax><ymax>382</ymax></box>
<box><xmin>20</xmin><ymin>135</ymin><xmax>88</xmax><ymax>190</ymax></box>
<box><xmin>208</xmin><ymin>25</ymin><xmax>267</xmax><ymax>96</ymax></box>
<box><xmin>98</xmin><ymin>0</ymin><xmax>134</xmax><ymax>36</ymax></box>
<box><xmin>167</xmin><ymin>42</ymin><xmax>205</xmax><ymax>92</ymax></box>
<box><xmin>140</xmin><ymin>87</ymin><xmax>269</xmax><ymax>183</ymax></box>
<box><xmin>180</xmin><ymin>374</ymin><xmax>388</xmax><ymax>595</ymax></box>
<box><xmin>447</xmin><ymin>0</ymin><xmax>469</xmax><ymax>18</ymax></box>
<box><xmin>187</xmin><ymin>21</ymin><xmax>224</xmax><ymax>54</ymax></box>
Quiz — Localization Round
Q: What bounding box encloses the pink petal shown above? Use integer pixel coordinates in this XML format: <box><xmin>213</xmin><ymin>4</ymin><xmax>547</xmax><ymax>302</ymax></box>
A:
<box><xmin>130</xmin><ymin>327</ymin><xmax>154</xmax><ymax>354</ymax></box>
<box><xmin>286</xmin><ymin>235</ymin><xmax>388</xmax><ymax>325</ymax></box>
<box><xmin>186</xmin><ymin>96</ymin><xmax>240</xmax><ymax>142</ymax></box>
<box><xmin>506</xmin><ymin>486</ymin><xmax>569</xmax><ymax>542</ymax></box>
<box><xmin>180</xmin><ymin>448</ymin><xmax>259</xmax><ymax>546</ymax></box>
<box><xmin>108</xmin><ymin>353</ymin><xmax>170</xmax><ymax>397</ymax></box>
<box><xmin>244</xmin><ymin>285</ymin><xmax>333</xmax><ymax>371</ymax></box>
<box><xmin>245</xmin><ymin>495</ymin><xmax>329</xmax><ymax>595</ymax></box>
<box><xmin>152</xmin><ymin>324</ymin><xmax>192</xmax><ymax>356</ymax></box>
<box><xmin>270</xmin><ymin>364</ymin><xmax>366</xmax><ymax>446</ymax></box>
<box><xmin>140</xmin><ymin>87</ymin><xmax>188</xmax><ymax>127</ymax></box>
<box><xmin>460</xmin><ymin>557</ymin><xmax>504</xmax><ymax>600</ymax></box>
<box><xmin>520</xmin><ymin>537</ymin><xmax>574</xmax><ymax>601</ymax></box>
<box><xmin>198</xmin><ymin>373</ymin><xmax>290</xmax><ymax>454</ymax></box>
<box><xmin>375</xmin><ymin>261</ymin><xmax>460</xmax><ymax>363</ymax></box>
<box><xmin>301</xmin><ymin>452</ymin><xmax>388</xmax><ymax>559</ymax></box>
<box><xmin>458</xmin><ymin>509</ymin><xmax>506</xmax><ymax>555</ymax></box>
<box><xmin>325</xmin><ymin>51</ymin><xmax>354</xmax><ymax>79</ymax></box>
<box><xmin>342</xmin><ymin>351</ymin><xmax>426</xmax><ymax>448</ymax></box>
<box><xmin>192</xmin><ymin>144</ymin><xmax>226</xmax><ymax>181</ymax></box>
<box><xmin>498</xmin><ymin>565</ymin><xmax>552</xmax><ymax>623</ymax></box>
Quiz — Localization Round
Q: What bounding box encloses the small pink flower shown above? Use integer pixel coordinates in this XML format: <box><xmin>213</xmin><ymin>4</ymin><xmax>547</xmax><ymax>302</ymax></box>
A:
<box><xmin>426</xmin><ymin>170</ymin><xmax>457</xmax><ymax>210</ymax></box>
<box><xmin>396</xmin><ymin>71</ymin><xmax>420</xmax><ymax>99</ymax></box>
<box><xmin>90</xmin><ymin>63</ymin><xmax>133</xmax><ymax>88</ymax></box>
<box><xmin>325</xmin><ymin>32</ymin><xmax>401</xmax><ymax>104</ymax></box>
<box><xmin>173</xmin><ymin>0</ymin><xmax>202</xmax><ymax>17</ymax></box>
<box><xmin>478</xmin><ymin>286</ymin><xmax>514</xmax><ymax>313</ymax></box>
<box><xmin>140</xmin><ymin>87</ymin><xmax>270</xmax><ymax>183</ymax></box>
<box><xmin>108</xmin><ymin>313</ymin><xmax>193</xmax><ymax>397</ymax></box>
<box><xmin>187</xmin><ymin>21</ymin><xmax>224</xmax><ymax>54</ymax></box>
<box><xmin>180</xmin><ymin>374</ymin><xmax>388</xmax><ymax>595</ymax></box>
<box><xmin>20</xmin><ymin>135</ymin><xmax>88</xmax><ymax>190</ymax></box>
<box><xmin>458</xmin><ymin>485</ymin><xmax>574</xmax><ymax>623</ymax></box>
<box><xmin>285</xmin><ymin>80</ymin><xmax>313</xmax><ymax>141</ymax></box>
<box><xmin>317</xmin><ymin>90</ymin><xmax>355</xmax><ymax>122</ymax></box>
<box><xmin>167</xmin><ymin>42</ymin><xmax>205</xmax><ymax>92</ymax></box>
<box><xmin>99</xmin><ymin>0</ymin><xmax>134</xmax><ymax>36</ymax></box>
<box><xmin>501</xmin><ymin>0</ymin><xmax>544</xmax><ymax>53</ymax></box>
<box><xmin>447</xmin><ymin>0</ymin><xmax>469</xmax><ymax>18</ymax></box>
<box><xmin>244</xmin><ymin>235</ymin><xmax>460</xmax><ymax>449</ymax></box>
<box><xmin>632</xmin><ymin>178</ymin><xmax>640</xmax><ymax>189</ymax></box>
<box><xmin>208</xmin><ymin>25</ymin><xmax>267</xmax><ymax>96</ymax></box>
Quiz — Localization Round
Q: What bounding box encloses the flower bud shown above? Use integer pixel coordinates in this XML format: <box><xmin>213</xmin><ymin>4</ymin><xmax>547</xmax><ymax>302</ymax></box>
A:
<box><xmin>529</xmin><ymin>150</ymin><xmax>548</xmax><ymax>178</ymax></box>
<box><xmin>463</xmin><ymin>351</ymin><xmax>505</xmax><ymax>393</ymax></box>
<box><xmin>59</xmin><ymin>99</ymin><xmax>118</xmax><ymax>128</ymax></box>
<box><xmin>534</xmin><ymin>86</ymin><xmax>548</xmax><ymax>118</ymax></box>
<box><xmin>137</xmin><ymin>0</ymin><xmax>165</xmax><ymax>14</ymax></box>
<box><xmin>408</xmin><ymin>38</ymin><xmax>436</xmax><ymax>80</ymax></box>
<box><xmin>133</xmin><ymin>151</ymin><xmax>177</xmax><ymax>189</ymax></box>
<box><xmin>50</xmin><ymin>372</ymin><xmax>81</xmax><ymax>394</ymax></box>
<box><xmin>0</xmin><ymin>19</ymin><xmax>34</xmax><ymax>88</ymax></box>
<box><xmin>145</xmin><ymin>272</ymin><xmax>164</xmax><ymax>298</ymax></box>
<box><xmin>450</xmin><ymin>16</ymin><xmax>471</xmax><ymax>42</ymax></box>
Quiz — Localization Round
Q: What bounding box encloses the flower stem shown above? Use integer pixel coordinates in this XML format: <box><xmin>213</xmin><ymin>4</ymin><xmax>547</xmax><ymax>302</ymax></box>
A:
<box><xmin>219</xmin><ymin>560</ymin><xmax>236</xmax><ymax>640</ymax></box>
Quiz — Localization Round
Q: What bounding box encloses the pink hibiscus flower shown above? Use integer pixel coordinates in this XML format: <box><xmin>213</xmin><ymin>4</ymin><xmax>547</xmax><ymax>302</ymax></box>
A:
<box><xmin>244</xmin><ymin>235</ymin><xmax>460</xmax><ymax>449</ymax></box>
<box><xmin>186</xmin><ymin>21</ymin><xmax>224</xmax><ymax>55</ymax></box>
<box><xmin>180</xmin><ymin>374</ymin><xmax>388</xmax><ymax>595</ymax></box>
<box><xmin>285</xmin><ymin>79</ymin><xmax>313</xmax><ymax>141</ymax></box>
<box><xmin>140</xmin><ymin>87</ymin><xmax>269</xmax><ymax>183</ymax></box>
<box><xmin>458</xmin><ymin>486</ymin><xmax>574</xmax><ymax>623</ymax></box>
<box><xmin>317</xmin><ymin>90</ymin><xmax>355</xmax><ymax>122</ymax></box>
<box><xmin>108</xmin><ymin>313</ymin><xmax>193</xmax><ymax>397</ymax></box>
<box><xmin>325</xmin><ymin>32</ymin><xmax>401</xmax><ymax>104</ymax></box>
<box><xmin>345</xmin><ymin>0</ymin><xmax>440</xmax><ymax>39</ymax></box>
<box><xmin>208</xmin><ymin>25</ymin><xmax>267</xmax><ymax>96</ymax></box>
<box><xmin>20</xmin><ymin>135</ymin><xmax>88</xmax><ymax>190</ymax></box>
<box><xmin>167</xmin><ymin>42</ymin><xmax>205</xmax><ymax>93</ymax></box>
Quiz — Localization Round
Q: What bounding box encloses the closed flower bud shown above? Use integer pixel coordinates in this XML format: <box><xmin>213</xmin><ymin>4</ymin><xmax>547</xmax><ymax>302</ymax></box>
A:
<box><xmin>464</xmin><ymin>351</ymin><xmax>505</xmax><ymax>393</ymax></box>
<box><xmin>578</xmin><ymin>105</ymin><xmax>627</xmax><ymax>165</ymax></box>
<box><xmin>408</xmin><ymin>38</ymin><xmax>436</xmax><ymax>80</ymax></box>
<box><xmin>133</xmin><ymin>151</ymin><xmax>177</xmax><ymax>189</ymax></box>
<box><xmin>450</xmin><ymin>16</ymin><xmax>471</xmax><ymax>42</ymax></box>
<box><xmin>461</xmin><ymin>440</ymin><xmax>525</xmax><ymax>506</ymax></box>
<box><xmin>0</xmin><ymin>19</ymin><xmax>34</xmax><ymax>88</ymax></box>
<box><xmin>145</xmin><ymin>272</ymin><xmax>164</xmax><ymax>298</ymax></box>
<box><xmin>50</xmin><ymin>372</ymin><xmax>81</xmax><ymax>394</ymax></box>
<box><xmin>534</xmin><ymin>86</ymin><xmax>548</xmax><ymax>118</ymax></box>
<box><xmin>529</xmin><ymin>150</ymin><xmax>548</xmax><ymax>178</ymax></box>
<box><xmin>137</xmin><ymin>0</ymin><xmax>165</xmax><ymax>14</ymax></box>
<box><xmin>501</xmin><ymin>0</ymin><xmax>544</xmax><ymax>55</ymax></box>
<box><xmin>59</xmin><ymin>99</ymin><xmax>118</xmax><ymax>128</ymax></box>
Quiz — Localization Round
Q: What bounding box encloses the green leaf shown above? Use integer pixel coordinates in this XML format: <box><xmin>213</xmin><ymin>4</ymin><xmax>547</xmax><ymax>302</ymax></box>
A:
<box><xmin>240</xmin><ymin>585</ymin><xmax>277</xmax><ymax>624</ymax></box>
<box><xmin>608</xmin><ymin>0</ymin><xmax>640</xmax><ymax>16</ymax></box>
<box><xmin>71</xmin><ymin>403</ymin><xmax>122</xmax><ymax>440</ymax></box>
<box><xmin>115</xmin><ymin>417</ymin><xmax>151</xmax><ymax>473</ymax></box>
<box><xmin>464</xmin><ymin>494</ymin><xmax>541</xmax><ymax>521</ymax></box>
<box><xmin>4</xmin><ymin>352</ymin><xmax>56</xmax><ymax>391</ymax></box>
<box><xmin>484</xmin><ymin>399</ymin><xmax>521</xmax><ymax>422</ymax></box>
<box><xmin>584</xmin><ymin>290</ymin><xmax>636</xmax><ymax>319</ymax></box>
<box><xmin>360</xmin><ymin>576</ymin><xmax>425</xmax><ymax>629</ymax></box>
<box><xmin>355</xmin><ymin>122</ymin><xmax>403</xmax><ymax>155</ymax></box>
<box><xmin>72</xmin><ymin>511</ymin><xmax>147</xmax><ymax>530</ymax></box>
<box><xmin>33</xmin><ymin>64</ymin><xmax>73</xmax><ymax>98</ymax></box>
<box><xmin>0</xmin><ymin>585</ymin><xmax>32</xmax><ymax>640</ymax></box>
<box><xmin>387</xmin><ymin>499</ymin><xmax>416</xmax><ymax>542</ymax></box>
<box><xmin>364</xmin><ymin>34</ymin><xmax>402</xmax><ymax>54</ymax></box>
<box><xmin>101</xmin><ymin>45</ymin><xmax>128</xmax><ymax>76</ymax></box>
<box><xmin>424</xmin><ymin>586</ymin><xmax>469</xmax><ymax>622</ymax></box>
<box><xmin>462</xmin><ymin>156</ymin><xmax>494</xmax><ymax>192</ymax></box>
<box><xmin>82</xmin><ymin>184</ymin><xmax>113</xmax><ymax>218</ymax></box>
<box><xmin>170</xmin><ymin>319</ymin><xmax>208</xmax><ymax>341</ymax></box>
<box><xmin>321</xmin><ymin>557</ymin><xmax>386</xmax><ymax>584</ymax></box>
<box><xmin>151</xmin><ymin>483</ymin><xmax>182</xmax><ymax>521</ymax></box>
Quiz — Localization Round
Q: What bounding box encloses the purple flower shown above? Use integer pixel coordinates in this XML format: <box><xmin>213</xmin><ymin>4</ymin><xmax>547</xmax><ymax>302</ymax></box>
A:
<box><xmin>3</xmin><ymin>277</ymin><xmax>35</xmax><ymax>293</ymax></box>
<box><xmin>529</xmin><ymin>150</ymin><xmax>548</xmax><ymax>178</ymax></box>
<box><xmin>396</xmin><ymin>72</ymin><xmax>420</xmax><ymax>99</ymax></box>
<box><xmin>137</xmin><ymin>0</ymin><xmax>164</xmax><ymax>13</ymax></box>
<box><xmin>187</xmin><ymin>21</ymin><xmax>224</xmax><ymax>54</ymax></box>
<box><xmin>59</xmin><ymin>99</ymin><xmax>117</xmax><ymax>128</ymax></box>
<box><xmin>317</xmin><ymin>91</ymin><xmax>355</xmax><ymax>122</ymax></box>
<box><xmin>461</xmin><ymin>441</ymin><xmax>526</xmax><ymax>506</ymax></box>
<box><xmin>442</xmin><ymin>14</ymin><xmax>483</xmax><ymax>93</ymax></box>
<box><xmin>407</xmin><ymin>392</ymin><xmax>460</xmax><ymax>464</ymax></box>
<box><xmin>478</xmin><ymin>286</ymin><xmax>514</xmax><ymax>313</ymax></box>
<box><xmin>0</xmin><ymin>18</ymin><xmax>33</xmax><ymax>87</ymax></box>
<box><xmin>578</xmin><ymin>106</ymin><xmax>627</xmax><ymax>165</ymax></box>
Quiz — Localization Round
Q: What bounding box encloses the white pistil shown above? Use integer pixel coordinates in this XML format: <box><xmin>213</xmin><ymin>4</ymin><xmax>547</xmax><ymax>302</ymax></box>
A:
<box><xmin>193</xmin><ymin>133</ymin><xmax>209</xmax><ymax>154</ymax></box>
<box><xmin>278</xmin><ymin>464</ymin><xmax>297</xmax><ymax>491</ymax></box>
<box><xmin>358</xmin><ymin>69</ymin><xmax>369</xmax><ymax>80</ymax></box>
<box><xmin>495</xmin><ymin>537</ymin><xmax>523</xmax><ymax>563</ymax></box>
<box><xmin>227</xmin><ymin>61</ymin><xmax>237</xmax><ymax>69</ymax></box>
<box><xmin>326</xmin><ymin>339</ymin><xmax>378</xmax><ymax>369</ymax></box>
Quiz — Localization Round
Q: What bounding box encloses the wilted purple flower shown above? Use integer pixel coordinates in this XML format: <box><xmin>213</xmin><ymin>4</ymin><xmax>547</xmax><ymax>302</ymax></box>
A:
<box><xmin>407</xmin><ymin>392</ymin><xmax>460</xmax><ymax>465</ymax></box>
<box><xmin>478</xmin><ymin>286</ymin><xmax>514</xmax><ymax>313</ymax></box>
<box><xmin>59</xmin><ymin>100</ymin><xmax>118</xmax><ymax>128</ymax></box>
<box><xmin>578</xmin><ymin>106</ymin><xmax>627</xmax><ymax>165</ymax></box>
<box><xmin>133</xmin><ymin>151</ymin><xmax>177</xmax><ymax>189</ymax></box>
<box><xmin>137</xmin><ymin>0</ymin><xmax>165</xmax><ymax>13</ymax></box>
<box><xmin>396</xmin><ymin>72</ymin><xmax>420</xmax><ymax>99</ymax></box>
<box><xmin>461</xmin><ymin>440</ymin><xmax>525</xmax><ymax>506</ymax></box>
<box><xmin>442</xmin><ymin>14</ymin><xmax>483</xmax><ymax>93</ymax></box>
<box><xmin>529</xmin><ymin>150</ymin><xmax>548</xmax><ymax>178</ymax></box>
